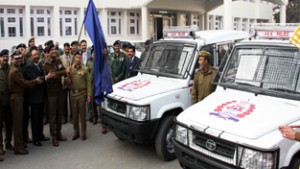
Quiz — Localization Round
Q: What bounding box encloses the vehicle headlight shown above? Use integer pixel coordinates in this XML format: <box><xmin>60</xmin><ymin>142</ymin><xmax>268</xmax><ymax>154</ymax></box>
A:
<box><xmin>237</xmin><ymin>147</ymin><xmax>278</xmax><ymax>169</ymax></box>
<box><xmin>175</xmin><ymin>125</ymin><xmax>188</xmax><ymax>146</ymax></box>
<box><xmin>127</xmin><ymin>105</ymin><xmax>150</xmax><ymax>121</ymax></box>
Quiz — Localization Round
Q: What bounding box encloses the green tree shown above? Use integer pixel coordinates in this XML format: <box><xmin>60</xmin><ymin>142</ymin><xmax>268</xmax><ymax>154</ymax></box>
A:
<box><xmin>274</xmin><ymin>0</ymin><xmax>300</xmax><ymax>23</ymax></box>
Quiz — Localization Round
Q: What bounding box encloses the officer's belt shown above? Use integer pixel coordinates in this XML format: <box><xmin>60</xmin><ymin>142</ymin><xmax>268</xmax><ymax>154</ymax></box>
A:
<box><xmin>71</xmin><ymin>88</ymin><xmax>85</xmax><ymax>94</ymax></box>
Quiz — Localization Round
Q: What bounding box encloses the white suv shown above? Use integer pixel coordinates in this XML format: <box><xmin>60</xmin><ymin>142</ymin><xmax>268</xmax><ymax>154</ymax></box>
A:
<box><xmin>174</xmin><ymin>39</ymin><xmax>300</xmax><ymax>168</ymax></box>
<box><xmin>100</xmin><ymin>29</ymin><xmax>248</xmax><ymax>161</ymax></box>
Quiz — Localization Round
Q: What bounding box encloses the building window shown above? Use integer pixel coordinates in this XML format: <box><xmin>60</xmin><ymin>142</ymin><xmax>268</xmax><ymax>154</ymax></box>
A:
<box><xmin>242</xmin><ymin>18</ymin><xmax>248</xmax><ymax>32</ymax></box>
<box><xmin>0</xmin><ymin>7</ymin><xmax>24</xmax><ymax>38</ymax></box>
<box><xmin>215</xmin><ymin>16</ymin><xmax>223</xmax><ymax>30</ymax></box>
<box><xmin>30</xmin><ymin>8</ymin><xmax>52</xmax><ymax>37</ymax></box>
<box><xmin>191</xmin><ymin>14</ymin><xmax>200</xmax><ymax>27</ymax></box>
<box><xmin>128</xmin><ymin>11</ymin><xmax>140</xmax><ymax>35</ymax></box>
<box><xmin>59</xmin><ymin>8</ymin><xmax>79</xmax><ymax>37</ymax></box>
<box><xmin>108</xmin><ymin>10</ymin><xmax>121</xmax><ymax>35</ymax></box>
<box><xmin>208</xmin><ymin>15</ymin><xmax>214</xmax><ymax>30</ymax></box>
<box><xmin>233</xmin><ymin>18</ymin><xmax>240</xmax><ymax>30</ymax></box>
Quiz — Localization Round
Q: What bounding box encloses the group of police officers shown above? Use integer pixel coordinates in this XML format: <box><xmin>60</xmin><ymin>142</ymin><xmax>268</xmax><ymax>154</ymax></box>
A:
<box><xmin>0</xmin><ymin>37</ymin><xmax>143</xmax><ymax>161</ymax></box>
<box><xmin>0</xmin><ymin>36</ymin><xmax>216</xmax><ymax>162</ymax></box>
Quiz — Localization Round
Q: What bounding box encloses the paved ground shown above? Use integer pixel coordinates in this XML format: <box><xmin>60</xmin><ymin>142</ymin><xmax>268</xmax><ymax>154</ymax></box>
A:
<box><xmin>1</xmin><ymin>122</ymin><xmax>181</xmax><ymax>169</ymax></box>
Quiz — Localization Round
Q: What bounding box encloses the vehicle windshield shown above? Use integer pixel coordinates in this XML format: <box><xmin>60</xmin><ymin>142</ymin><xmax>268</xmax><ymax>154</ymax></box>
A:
<box><xmin>219</xmin><ymin>45</ymin><xmax>300</xmax><ymax>100</ymax></box>
<box><xmin>140</xmin><ymin>42</ymin><xmax>196</xmax><ymax>78</ymax></box>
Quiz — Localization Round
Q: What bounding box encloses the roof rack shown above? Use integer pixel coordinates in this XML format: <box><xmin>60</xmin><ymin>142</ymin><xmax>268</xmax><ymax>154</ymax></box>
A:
<box><xmin>250</xmin><ymin>23</ymin><xmax>300</xmax><ymax>40</ymax></box>
<box><xmin>163</xmin><ymin>25</ymin><xmax>199</xmax><ymax>39</ymax></box>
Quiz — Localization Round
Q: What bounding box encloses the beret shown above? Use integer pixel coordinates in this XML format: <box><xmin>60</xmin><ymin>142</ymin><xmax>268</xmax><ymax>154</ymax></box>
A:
<box><xmin>0</xmin><ymin>49</ymin><xmax>9</xmax><ymax>57</ymax></box>
<box><xmin>46</xmin><ymin>43</ymin><xmax>55</xmax><ymax>53</ymax></box>
<box><xmin>16</xmin><ymin>43</ymin><xmax>26</xmax><ymax>49</ymax></box>
<box><xmin>44</xmin><ymin>40</ymin><xmax>53</xmax><ymax>46</ymax></box>
<box><xmin>113</xmin><ymin>40</ymin><xmax>121</xmax><ymax>46</ymax></box>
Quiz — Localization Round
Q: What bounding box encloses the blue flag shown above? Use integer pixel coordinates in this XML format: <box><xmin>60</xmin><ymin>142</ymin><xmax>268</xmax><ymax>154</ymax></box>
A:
<box><xmin>84</xmin><ymin>0</ymin><xmax>113</xmax><ymax>104</ymax></box>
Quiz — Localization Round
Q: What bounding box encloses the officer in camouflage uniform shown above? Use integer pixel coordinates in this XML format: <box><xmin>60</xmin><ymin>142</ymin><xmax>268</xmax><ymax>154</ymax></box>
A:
<box><xmin>109</xmin><ymin>40</ymin><xmax>126</xmax><ymax>84</ymax></box>
<box><xmin>69</xmin><ymin>49</ymin><xmax>91</xmax><ymax>141</ymax></box>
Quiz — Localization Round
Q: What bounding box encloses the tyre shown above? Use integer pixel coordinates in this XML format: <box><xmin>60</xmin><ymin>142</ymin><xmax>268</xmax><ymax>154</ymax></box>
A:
<box><xmin>155</xmin><ymin>115</ymin><xmax>176</xmax><ymax>161</ymax></box>
<box><xmin>288</xmin><ymin>157</ymin><xmax>300</xmax><ymax>169</ymax></box>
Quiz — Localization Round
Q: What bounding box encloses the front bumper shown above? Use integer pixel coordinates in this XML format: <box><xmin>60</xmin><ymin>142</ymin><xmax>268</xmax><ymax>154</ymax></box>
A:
<box><xmin>174</xmin><ymin>140</ymin><xmax>241</xmax><ymax>169</ymax></box>
<box><xmin>100</xmin><ymin>107</ymin><xmax>160</xmax><ymax>144</ymax></box>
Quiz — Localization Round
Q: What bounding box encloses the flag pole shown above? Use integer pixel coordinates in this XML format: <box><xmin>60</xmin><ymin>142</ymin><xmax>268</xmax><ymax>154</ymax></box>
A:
<box><xmin>77</xmin><ymin>22</ymin><xmax>85</xmax><ymax>42</ymax></box>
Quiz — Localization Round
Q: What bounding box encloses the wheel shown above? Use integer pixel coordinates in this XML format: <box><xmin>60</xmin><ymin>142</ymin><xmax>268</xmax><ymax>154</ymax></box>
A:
<box><xmin>155</xmin><ymin>115</ymin><xmax>176</xmax><ymax>161</ymax></box>
<box><xmin>288</xmin><ymin>157</ymin><xmax>300</xmax><ymax>169</ymax></box>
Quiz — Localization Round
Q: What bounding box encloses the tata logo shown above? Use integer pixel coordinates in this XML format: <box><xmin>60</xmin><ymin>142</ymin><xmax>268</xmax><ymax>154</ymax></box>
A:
<box><xmin>205</xmin><ymin>139</ymin><xmax>217</xmax><ymax>151</ymax></box>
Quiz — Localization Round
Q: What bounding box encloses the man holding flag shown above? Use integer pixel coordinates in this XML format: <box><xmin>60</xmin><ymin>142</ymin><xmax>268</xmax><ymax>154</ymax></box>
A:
<box><xmin>83</xmin><ymin>0</ymin><xmax>113</xmax><ymax>105</ymax></box>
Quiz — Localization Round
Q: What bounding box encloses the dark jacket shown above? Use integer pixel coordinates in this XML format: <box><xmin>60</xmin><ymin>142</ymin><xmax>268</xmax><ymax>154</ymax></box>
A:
<box><xmin>24</xmin><ymin>61</ymin><xmax>46</xmax><ymax>104</ymax></box>
<box><xmin>126</xmin><ymin>56</ymin><xmax>140</xmax><ymax>78</ymax></box>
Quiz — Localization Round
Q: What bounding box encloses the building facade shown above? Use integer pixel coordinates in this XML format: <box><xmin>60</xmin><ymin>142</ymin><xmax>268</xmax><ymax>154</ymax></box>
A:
<box><xmin>0</xmin><ymin>0</ymin><xmax>284</xmax><ymax>50</ymax></box>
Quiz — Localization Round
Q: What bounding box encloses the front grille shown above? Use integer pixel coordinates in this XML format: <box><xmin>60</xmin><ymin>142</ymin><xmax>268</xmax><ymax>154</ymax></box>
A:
<box><xmin>189</xmin><ymin>130</ymin><xmax>237</xmax><ymax>165</ymax></box>
<box><xmin>107</xmin><ymin>98</ymin><xmax>126</xmax><ymax>115</ymax></box>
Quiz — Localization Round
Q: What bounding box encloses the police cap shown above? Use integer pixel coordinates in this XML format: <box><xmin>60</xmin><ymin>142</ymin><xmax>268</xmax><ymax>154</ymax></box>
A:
<box><xmin>11</xmin><ymin>50</ymin><xmax>22</xmax><ymax>59</ymax></box>
<box><xmin>16</xmin><ymin>43</ymin><xmax>26</xmax><ymax>49</ymax></box>
<box><xmin>75</xmin><ymin>49</ymin><xmax>83</xmax><ymax>56</ymax></box>
<box><xmin>113</xmin><ymin>40</ymin><xmax>121</xmax><ymax>46</ymax></box>
<box><xmin>198</xmin><ymin>50</ymin><xmax>211</xmax><ymax>59</ymax></box>
<box><xmin>0</xmin><ymin>49</ymin><xmax>9</xmax><ymax>57</ymax></box>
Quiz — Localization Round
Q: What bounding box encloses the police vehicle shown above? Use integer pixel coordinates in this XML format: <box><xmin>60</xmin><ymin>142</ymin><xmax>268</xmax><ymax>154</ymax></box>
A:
<box><xmin>173</xmin><ymin>23</ymin><xmax>300</xmax><ymax>168</ymax></box>
<box><xmin>100</xmin><ymin>26</ymin><xmax>248</xmax><ymax>161</ymax></box>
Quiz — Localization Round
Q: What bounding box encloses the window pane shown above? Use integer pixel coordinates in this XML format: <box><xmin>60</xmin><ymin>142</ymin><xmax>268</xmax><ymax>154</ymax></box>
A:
<box><xmin>130</xmin><ymin>27</ymin><xmax>135</xmax><ymax>34</ymax></box>
<box><xmin>111</xmin><ymin>19</ymin><xmax>116</xmax><ymax>23</ymax></box>
<box><xmin>137</xmin><ymin>19</ymin><xmax>139</xmax><ymax>34</ymax></box>
<box><xmin>65</xmin><ymin>10</ymin><xmax>71</xmax><ymax>15</ymax></box>
<box><xmin>60</xmin><ymin>18</ymin><xmax>63</xmax><ymax>36</ymax></box>
<box><xmin>30</xmin><ymin>9</ymin><xmax>34</xmax><ymax>14</ymax></box>
<box><xmin>129</xmin><ymin>12</ymin><xmax>135</xmax><ymax>17</ymax></box>
<box><xmin>37</xmin><ymin>18</ymin><xmax>44</xmax><ymax>22</ymax></box>
<box><xmin>19</xmin><ymin>17</ymin><xmax>23</xmax><ymax>37</ymax></box>
<box><xmin>119</xmin><ymin>19</ymin><xmax>121</xmax><ymax>34</ymax></box>
<box><xmin>111</xmin><ymin>11</ymin><xmax>116</xmax><ymax>16</ymax></box>
<box><xmin>47</xmin><ymin>9</ymin><xmax>51</xmax><ymax>14</ymax></box>
<box><xmin>37</xmin><ymin>10</ymin><xmax>44</xmax><ymax>14</ymax></box>
<box><xmin>7</xmin><ymin>9</ymin><xmax>15</xmax><ymax>14</ymax></box>
<box><xmin>8</xmin><ymin>17</ymin><xmax>15</xmax><ymax>22</ymax></box>
<box><xmin>30</xmin><ymin>17</ymin><xmax>34</xmax><ymax>36</ymax></box>
<box><xmin>65</xmin><ymin>26</ymin><xmax>72</xmax><ymax>35</ymax></box>
<box><xmin>0</xmin><ymin>9</ymin><xmax>3</xmax><ymax>13</ymax></box>
<box><xmin>65</xmin><ymin>18</ymin><xmax>71</xmax><ymax>22</ymax></box>
<box><xmin>0</xmin><ymin>18</ymin><xmax>4</xmax><ymax>37</ymax></box>
<box><xmin>8</xmin><ymin>27</ymin><xmax>16</xmax><ymax>37</ymax></box>
<box><xmin>74</xmin><ymin>10</ymin><xmax>77</xmax><ymax>15</ymax></box>
<box><xmin>19</xmin><ymin>9</ymin><xmax>23</xmax><ymax>14</ymax></box>
<box><xmin>37</xmin><ymin>27</ymin><xmax>44</xmax><ymax>36</ymax></box>
<box><xmin>74</xmin><ymin>18</ymin><xmax>77</xmax><ymax>35</ymax></box>
<box><xmin>48</xmin><ymin>18</ymin><xmax>51</xmax><ymax>36</ymax></box>
<box><xmin>130</xmin><ymin>19</ymin><xmax>135</xmax><ymax>24</ymax></box>
<box><xmin>111</xmin><ymin>26</ymin><xmax>116</xmax><ymax>34</ymax></box>
<box><xmin>59</xmin><ymin>10</ymin><xmax>62</xmax><ymax>15</ymax></box>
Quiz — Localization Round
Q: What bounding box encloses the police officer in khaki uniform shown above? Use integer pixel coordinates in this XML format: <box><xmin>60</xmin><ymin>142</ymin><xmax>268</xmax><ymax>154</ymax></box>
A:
<box><xmin>192</xmin><ymin>50</ymin><xmax>217</xmax><ymax>104</ymax></box>
<box><xmin>8</xmin><ymin>50</ymin><xmax>43</xmax><ymax>155</ymax></box>
<box><xmin>0</xmin><ymin>49</ymin><xmax>14</xmax><ymax>161</ymax></box>
<box><xmin>43</xmin><ymin>43</ymin><xmax>70</xmax><ymax>146</ymax></box>
<box><xmin>69</xmin><ymin>50</ymin><xmax>91</xmax><ymax>141</ymax></box>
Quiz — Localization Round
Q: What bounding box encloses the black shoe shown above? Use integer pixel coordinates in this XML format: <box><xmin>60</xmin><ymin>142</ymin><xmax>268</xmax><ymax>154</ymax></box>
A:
<box><xmin>40</xmin><ymin>136</ymin><xmax>50</xmax><ymax>141</ymax></box>
<box><xmin>33</xmin><ymin>141</ymin><xmax>42</xmax><ymax>146</ymax></box>
<box><xmin>15</xmin><ymin>149</ymin><xmax>29</xmax><ymax>155</ymax></box>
